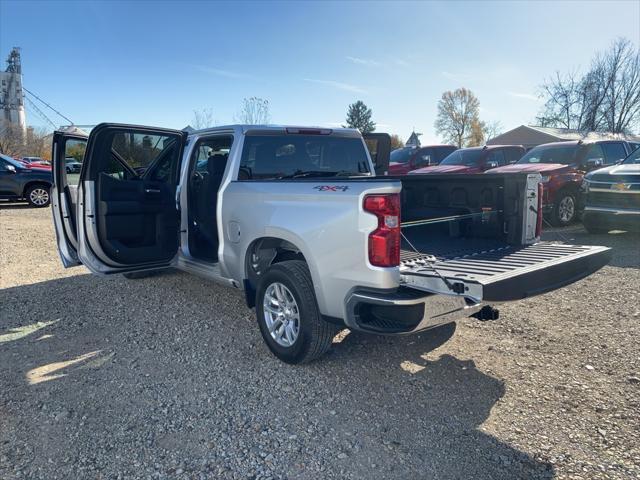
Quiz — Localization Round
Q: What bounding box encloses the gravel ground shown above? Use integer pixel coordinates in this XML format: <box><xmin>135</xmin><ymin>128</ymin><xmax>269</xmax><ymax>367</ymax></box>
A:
<box><xmin>1</xmin><ymin>203</ymin><xmax>639</xmax><ymax>479</ymax></box>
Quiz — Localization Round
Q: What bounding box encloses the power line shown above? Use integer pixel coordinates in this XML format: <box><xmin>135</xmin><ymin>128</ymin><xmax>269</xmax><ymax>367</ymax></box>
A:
<box><xmin>23</xmin><ymin>87</ymin><xmax>74</xmax><ymax>125</ymax></box>
<box><xmin>24</xmin><ymin>96</ymin><xmax>57</xmax><ymax>129</ymax></box>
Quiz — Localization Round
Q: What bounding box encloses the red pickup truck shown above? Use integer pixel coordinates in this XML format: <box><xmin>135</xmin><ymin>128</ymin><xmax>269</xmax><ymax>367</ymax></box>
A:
<box><xmin>388</xmin><ymin>144</ymin><xmax>457</xmax><ymax>175</ymax></box>
<box><xmin>409</xmin><ymin>145</ymin><xmax>525</xmax><ymax>175</ymax></box>
<box><xmin>487</xmin><ymin>140</ymin><xmax>635</xmax><ymax>226</ymax></box>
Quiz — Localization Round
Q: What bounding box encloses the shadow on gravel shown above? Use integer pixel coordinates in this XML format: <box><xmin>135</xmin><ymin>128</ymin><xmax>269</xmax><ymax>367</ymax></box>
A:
<box><xmin>542</xmin><ymin>225</ymin><xmax>640</xmax><ymax>269</ymax></box>
<box><xmin>0</xmin><ymin>272</ymin><xmax>555</xmax><ymax>479</ymax></box>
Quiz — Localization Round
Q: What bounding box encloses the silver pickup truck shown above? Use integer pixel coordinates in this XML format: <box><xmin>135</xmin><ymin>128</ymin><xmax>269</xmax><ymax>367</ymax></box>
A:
<box><xmin>51</xmin><ymin>124</ymin><xmax>611</xmax><ymax>363</ymax></box>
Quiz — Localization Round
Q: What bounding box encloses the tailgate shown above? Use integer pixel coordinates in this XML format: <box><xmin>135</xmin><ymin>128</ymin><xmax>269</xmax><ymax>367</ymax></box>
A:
<box><xmin>400</xmin><ymin>243</ymin><xmax>611</xmax><ymax>302</ymax></box>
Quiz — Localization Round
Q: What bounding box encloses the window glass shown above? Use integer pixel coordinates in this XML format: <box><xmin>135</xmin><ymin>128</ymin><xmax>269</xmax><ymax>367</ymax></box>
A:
<box><xmin>63</xmin><ymin>138</ymin><xmax>86</xmax><ymax>186</ymax></box>
<box><xmin>239</xmin><ymin>135</ymin><xmax>370</xmax><ymax>180</ymax></box>
<box><xmin>623</xmin><ymin>147</ymin><xmax>640</xmax><ymax>164</ymax></box>
<box><xmin>103</xmin><ymin>131</ymin><xmax>181</xmax><ymax>182</ymax></box>
<box><xmin>435</xmin><ymin>147</ymin><xmax>456</xmax><ymax>162</ymax></box>
<box><xmin>505</xmin><ymin>148</ymin><xmax>523</xmax><ymax>164</ymax></box>
<box><xmin>601</xmin><ymin>143</ymin><xmax>627</xmax><ymax>164</ymax></box>
<box><xmin>439</xmin><ymin>148</ymin><xmax>483</xmax><ymax>166</ymax></box>
<box><xmin>390</xmin><ymin>147</ymin><xmax>415</xmax><ymax>164</ymax></box>
<box><xmin>413</xmin><ymin>148</ymin><xmax>432</xmax><ymax>167</ymax></box>
<box><xmin>584</xmin><ymin>144</ymin><xmax>605</xmax><ymax>163</ymax></box>
<box><xmin>486</xmin><ymin>149</ymin><xmax>506</xmax><ymax>166</ymax></box>
<box><xmin>518</xmin><ymin>144</ymin><xmax>580</xmax><ymax>164</ymax></box>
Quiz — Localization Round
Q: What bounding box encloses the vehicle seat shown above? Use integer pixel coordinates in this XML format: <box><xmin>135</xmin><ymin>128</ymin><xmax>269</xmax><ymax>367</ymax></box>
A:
<box><xmin>197</xmin><ymin>153</ymin><xmax>228</xmax><ymax>251</ymax></box>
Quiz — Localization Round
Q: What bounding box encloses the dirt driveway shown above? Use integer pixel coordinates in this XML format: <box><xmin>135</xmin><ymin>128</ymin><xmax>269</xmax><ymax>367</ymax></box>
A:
<box><xmin>1</xmin><ymin>204</ymin><xmax>639</xmax><ymax>479</ymax></box>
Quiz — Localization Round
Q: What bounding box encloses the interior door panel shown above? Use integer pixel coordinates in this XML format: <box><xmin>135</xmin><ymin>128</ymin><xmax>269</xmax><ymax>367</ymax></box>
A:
<box><xmin>96</xmin><ymin>172</ymin><xmax>178</xmax><ymax>264</ymax></box>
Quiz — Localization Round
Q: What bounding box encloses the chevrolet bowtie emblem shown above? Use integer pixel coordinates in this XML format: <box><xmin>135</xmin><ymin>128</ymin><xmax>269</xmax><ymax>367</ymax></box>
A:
<box><xmin>611</xmin><ymin>182</ymin><xmax>632</xmax><ymax>191</ymax></box>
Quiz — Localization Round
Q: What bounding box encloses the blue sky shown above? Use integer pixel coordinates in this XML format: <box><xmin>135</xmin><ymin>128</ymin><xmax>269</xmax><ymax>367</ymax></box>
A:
<box><xmin>1</xmin><ymin>0</ymin><xmax>639</xmax><ymax>142</ymax></box>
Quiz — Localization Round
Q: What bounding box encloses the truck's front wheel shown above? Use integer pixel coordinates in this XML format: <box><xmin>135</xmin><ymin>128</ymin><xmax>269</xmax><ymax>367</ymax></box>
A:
<box><xmin>256</xmin><ymin>260</ymin><xmax>337</xmax><ymax>364</ymax></box>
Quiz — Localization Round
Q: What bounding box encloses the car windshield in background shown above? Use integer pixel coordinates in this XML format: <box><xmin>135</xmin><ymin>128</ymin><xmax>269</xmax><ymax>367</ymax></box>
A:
<box><xmin>240</xmin><ymin>135</ymin><xmax>371</xmax><ymax>180</ymax></box>
<box><xmin>390</xmin><ymin>147</ymin><xmax>414</xmax><ymax>164</ymax></box>
<box><xmin>439</xmin><ymin>148</ymin><xmax>483</xmax><ymax>166</ymax></box>
<box><xmin>623</xmin><ymin>147</ymin><xmax>640</xmax><ymax>164</ymax></box>
<box><xmin>518</xmin><ymin>145</ymin><xmax>579</xmax><ymax>165</ymax></box>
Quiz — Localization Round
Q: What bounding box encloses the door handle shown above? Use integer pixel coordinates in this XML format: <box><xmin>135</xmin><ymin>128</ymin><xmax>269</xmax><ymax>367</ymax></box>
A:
<box><xmin>145</xmin><ymin>188</ymin><xmax>161</xmax><ymax>194</ymax></box>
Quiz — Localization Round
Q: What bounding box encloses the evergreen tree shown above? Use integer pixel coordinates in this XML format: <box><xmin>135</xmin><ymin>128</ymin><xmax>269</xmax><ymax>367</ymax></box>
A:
<box><xmin>344</xmin><ymin>100</ymin><xmax>376</xmax><ymax>134</ymax></box>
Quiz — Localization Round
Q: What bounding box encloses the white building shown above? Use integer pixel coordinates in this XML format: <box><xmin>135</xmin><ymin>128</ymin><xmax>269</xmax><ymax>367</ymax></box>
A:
<box><xmin>487</xmin><ymin>125</ymin><xmax>640</xmax><ymax>150</ymax></box>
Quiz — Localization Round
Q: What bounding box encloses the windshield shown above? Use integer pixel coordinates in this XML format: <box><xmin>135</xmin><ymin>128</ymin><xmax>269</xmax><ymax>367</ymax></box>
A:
<box><xmin>518</xmin><ymin>144</ymin><xmax>579</xmax><ymax>165</ymax></box>
<box><xmin>240</xmin><ymin>135</ymin><xmax>371</xmax><ymax>180</ymax></box>
<box><xmin>0</xmin><ymin>153</ymin><xmax>25</xmax><ymax>169</ymax></box>
<box><xmin>439</xmin><ymin>149</ymin><xmax>483</xmax><ymax>166</ymax></box>
<box><xmin>623</xmin><ymin>147</ymin><xmax>640</xmax><ymax>164</ymax></box>
<box><xmin>390</xmin><ymin>147</ymin><xmax>415</xmax><ymax>164</ymax></box>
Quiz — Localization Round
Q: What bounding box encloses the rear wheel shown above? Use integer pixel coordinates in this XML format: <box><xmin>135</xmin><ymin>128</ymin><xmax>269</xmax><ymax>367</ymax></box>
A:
<box><xmin>551</xmin><ymin>192</ymin><xmax>577</xmax><ymax>226</ymax></box>
<box><xmin>256</xmin><ymin>260</ymin><xmax>337</xmax><ymax>364</ymax></box>
<box><xmin>26</xmin><ymin>184</ymin><xmax>50</xmax><ymax>208</ymax></box>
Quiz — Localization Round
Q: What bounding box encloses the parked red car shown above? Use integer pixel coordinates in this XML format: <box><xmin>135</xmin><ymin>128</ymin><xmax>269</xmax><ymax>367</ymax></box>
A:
<box><xmin>486</xmin><ymin>140</ymin><xmax>635</xmax><ymax>226</ymax></box>
<box><xmin>20</xmin><ymin>156</ymin><xmax>52</xmax><ymax>169</ymax></box>
<box><xmin>409</xmin><ymin>145</ymin><xmax>525</xmax><ymax>175</ymax></box>
<box><xmin>389</xmin><ymin>144</ymin><xmax>457</xmax><ymax>174</ymax></box>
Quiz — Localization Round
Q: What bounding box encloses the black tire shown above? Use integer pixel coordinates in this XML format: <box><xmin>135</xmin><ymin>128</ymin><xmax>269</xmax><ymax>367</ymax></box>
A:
<box><xmin>551</xmin><ymin>191</ymin><xmax>577</xmax><ymax>226</ymax></box>
<box><xmin>25</xmin><ymin>184</ymin><xmax>51</xmax><ymax>208</ymax></box>
<box><xmin>255</xmin><ymin>260</ymin><xmax>337</xmax><ymax>364</ymax></box>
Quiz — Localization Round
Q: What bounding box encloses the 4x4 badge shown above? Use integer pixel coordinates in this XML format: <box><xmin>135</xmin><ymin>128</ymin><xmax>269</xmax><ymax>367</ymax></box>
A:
<box><xmin>314</xmin><ymin>185</ymin><xmax>349</xmax><ymax>192</ymax></box>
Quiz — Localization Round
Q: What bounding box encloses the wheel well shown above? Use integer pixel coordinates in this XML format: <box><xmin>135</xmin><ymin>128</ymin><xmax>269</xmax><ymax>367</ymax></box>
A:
<box><xmin>243</xmin><ymin>237</ymin><xmax>307</xmax><ymax>308</ymax></box>
<box><xmin>22</xmin><ymin>181</ymin><xmax>52</xmax><ymax>197</ymax></box>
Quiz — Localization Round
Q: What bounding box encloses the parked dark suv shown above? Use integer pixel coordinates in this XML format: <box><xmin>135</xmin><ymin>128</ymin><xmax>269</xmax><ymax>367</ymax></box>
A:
<box><xmin>389</xmin><ymin>144</ymin><xmax>457</xmax><ymax>174</ymax></box>
<box><xmin>0</xmin><ymin>153</ymin><xmax>53</xmax><ymax>207</ymax></box>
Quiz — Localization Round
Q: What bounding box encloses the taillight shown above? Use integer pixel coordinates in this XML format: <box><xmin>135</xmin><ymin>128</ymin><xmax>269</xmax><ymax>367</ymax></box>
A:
<box><xmin>536</xmin><ymin>182</ymin><xmax>544</xmax><ymax>237</ymax></box>
<box><xmin>363</xmin><ymin>193</ymin><xmax>401</xmax><ymax>267</ymax></box>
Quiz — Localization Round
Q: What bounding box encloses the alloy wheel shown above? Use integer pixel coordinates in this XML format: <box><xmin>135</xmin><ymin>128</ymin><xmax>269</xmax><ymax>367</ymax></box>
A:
<box><xmin>29</xmin><ymin>188</ymin><xmax>49</xmax><ymax>206</ymax></box>
<box><xmin>263</xmin><ymin>282</ymin><xmax>300</xmax><ymax>347</ymax></box>
<box><xmin>558</xmin><ymin>196</ymin><xmax>575</xmax><ymax>223</ymax></box>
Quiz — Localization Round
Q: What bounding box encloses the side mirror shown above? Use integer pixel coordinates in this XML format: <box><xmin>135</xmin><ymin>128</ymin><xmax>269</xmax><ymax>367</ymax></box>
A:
<box><xmin>5</xmin><ymin>164</ymin><xmax>17</xmax><ymax>173</ymax></box>
<box><xmin>486</xmin><ymin>161</ymin><xmax>498</xmax><ymax>169</ymax></box>
<box><xmin>585</xmin><ymin>158</ymin><xmax>603</xmax><ymax>171</ymax></box>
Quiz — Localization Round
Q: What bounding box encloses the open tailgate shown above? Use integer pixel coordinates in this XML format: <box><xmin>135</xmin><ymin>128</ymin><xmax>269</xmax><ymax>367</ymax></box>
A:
<box><xmin>400</xmin><ymin>243</ymin><xmax>611</xmax><ymax>302</ymax></box>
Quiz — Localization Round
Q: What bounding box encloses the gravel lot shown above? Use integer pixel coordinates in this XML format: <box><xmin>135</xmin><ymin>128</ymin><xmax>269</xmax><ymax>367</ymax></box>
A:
<box><xmin>1</xmin><ymin>203</ymin><xmax>639</xmax><ymax>479</ymax></box>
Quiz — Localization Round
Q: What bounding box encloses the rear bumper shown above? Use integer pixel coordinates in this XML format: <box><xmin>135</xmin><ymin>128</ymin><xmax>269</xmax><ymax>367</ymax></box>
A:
<box><xmin>344</xmin><ymin>287</ymin><xmax>482</xmax><ymax>335</ymax></box>
<box><xmin>583</xmin><ymin>207</ymin><xmax>640</xmax><ymax>232</ymax></box>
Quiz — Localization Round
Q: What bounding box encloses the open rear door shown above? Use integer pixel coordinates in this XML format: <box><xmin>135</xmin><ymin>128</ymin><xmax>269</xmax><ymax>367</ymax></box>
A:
<box><xmin>72</xmin><ymin>123</ymin><xmax>188</xmax><ymax>275</ymax></box>
<box><xmin>363</xmin><ymin>133</ymin><xmax>391</xmax><ymax>175</ymax></box>
<box><xmin>51</xmin><ymin>129</ymin><xmax>88</xmax><ymax>267</ymax></box>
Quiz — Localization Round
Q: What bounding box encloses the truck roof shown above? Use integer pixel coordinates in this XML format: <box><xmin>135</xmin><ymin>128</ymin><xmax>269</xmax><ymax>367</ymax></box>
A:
<box><xmin>189</xmin><ymin>124</ymin><xmax>362</xmax><ymax>138</ymax></box>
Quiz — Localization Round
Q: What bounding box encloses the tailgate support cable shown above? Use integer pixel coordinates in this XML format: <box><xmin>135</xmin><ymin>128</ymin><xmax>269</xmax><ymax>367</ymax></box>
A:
<box><xmin>400</xmin><ymin>231</ymin><xmax>462</xmax><ymax>294</ymax></box>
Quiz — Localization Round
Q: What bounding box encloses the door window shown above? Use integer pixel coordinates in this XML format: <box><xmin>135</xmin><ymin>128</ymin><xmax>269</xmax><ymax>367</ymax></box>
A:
<box><xmin>62</xmin><ymin>139</ymin><xmax>86</xmax><ymax>186</ymax></box>
<box><xmin>485</xmin><ymin>149</ymin><xmax>506</xmax><ymax>167</ymax></box>
<box><xmin>584</xmin><ymin>144</ymin><xmax>605</xmax><ymax>164</ymax></box>
<box><xmin>601</xmin><ymin>142</ymin><xmax>627</xmax><ymax>164</ymax></box>
<box><xmin>505</xmin><ymin>147</ymin><xmax>524</xmax><ymax>164</ymax></box>
<box><xmin>415</xmin><ymin>148</ymin><xmax>434</xmax><ymax>167</ymax></box>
